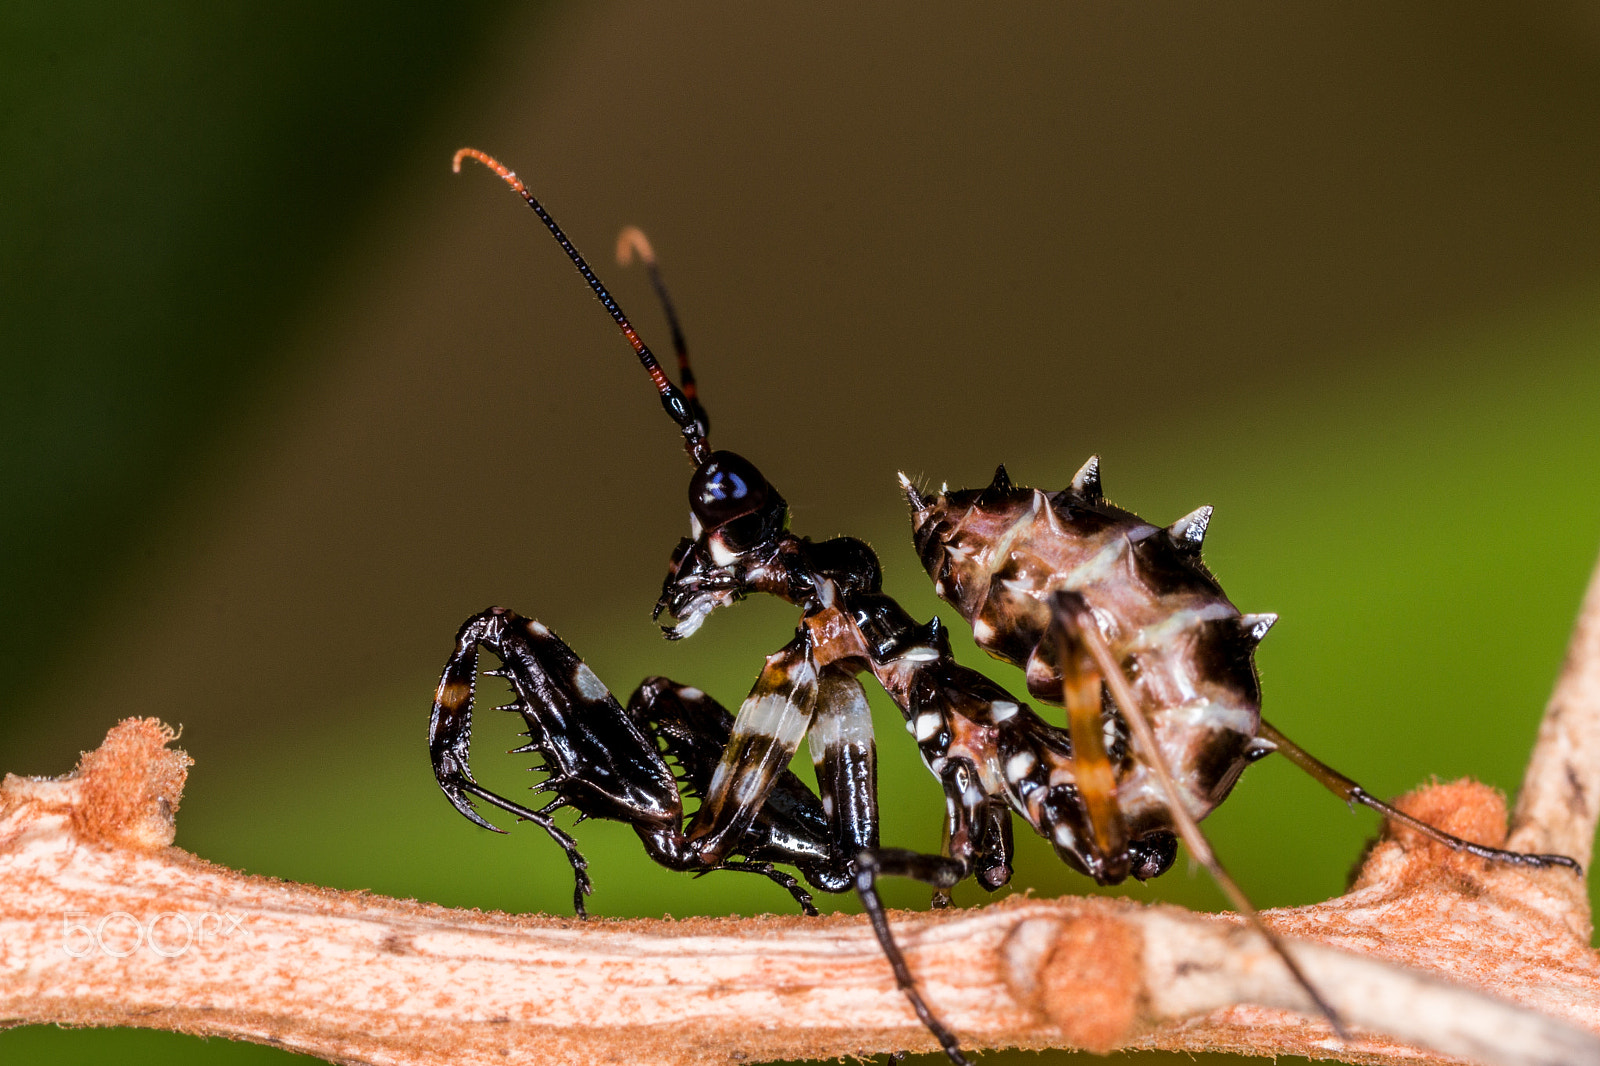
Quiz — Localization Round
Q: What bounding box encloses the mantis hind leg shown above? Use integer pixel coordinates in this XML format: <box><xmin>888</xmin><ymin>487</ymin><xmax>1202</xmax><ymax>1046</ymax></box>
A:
<box><xmin>1258</xmin><ymin>720</ymin><xmax>1582</xmax><ymax>872</ymax></box>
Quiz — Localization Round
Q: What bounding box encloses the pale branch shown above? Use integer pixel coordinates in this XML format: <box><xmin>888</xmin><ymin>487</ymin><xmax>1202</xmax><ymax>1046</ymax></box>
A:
<box><xmin>1511</xmin><ymin>545</ymin><xmax>1600</xmax><ymax>869</ymax></box>
<box><xmin>0</xmin><ymin>718</ymin><xmax>1598</xmax><ymax>1066</ymax></box>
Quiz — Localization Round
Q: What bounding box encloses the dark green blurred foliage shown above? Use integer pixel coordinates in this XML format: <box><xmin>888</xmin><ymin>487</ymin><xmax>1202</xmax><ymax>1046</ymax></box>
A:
<box><xmin>0</xmin><ymin>1027</ymin><xmax>319</xmax><ymax>1065</ymax></box>
<box><xmin>0</xmin><ymin>2</ymin><xmax>518</xmax><ymax>731</ymax></box>
<box><xmin>0</xmin><ymin>4</ymin><xmax>517</xmax><ymax>1061</ymax></box>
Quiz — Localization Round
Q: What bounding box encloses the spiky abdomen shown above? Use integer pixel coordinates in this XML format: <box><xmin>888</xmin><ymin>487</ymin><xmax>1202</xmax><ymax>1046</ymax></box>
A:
<box><xmin>943</xmin><ymin>492</ymin><xmax>1264</xmax><ymax>826</ymax></box>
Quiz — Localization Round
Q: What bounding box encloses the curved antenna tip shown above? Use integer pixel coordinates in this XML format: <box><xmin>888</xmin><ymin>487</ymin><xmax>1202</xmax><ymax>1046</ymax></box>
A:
<box><xmin>452</xmin><ymin>147</ymin><xmax>517</xmax><ymax>186</ymax></box>
<box><xmin>616</xmin><ymin>226</ymin><xmax>656</xmax><ymax>267</ymax></box>
<box><xmin>454</xmin><ymin>149</ymin><xmax>706</xmax><ymax>460</ymax></box>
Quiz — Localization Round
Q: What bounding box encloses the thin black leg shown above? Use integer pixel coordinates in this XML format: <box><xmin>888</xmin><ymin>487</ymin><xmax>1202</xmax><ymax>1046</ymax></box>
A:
<box><xmin>855</xmin><ymin>848</ymin><xmax>970</xmax><ymax>1066</ymax></box>
<box><xmin>459</xmin><ymin>782</ymin><xmax>593</xmax><ymax>917</ymax></box>
<box><xmin>1259</xmin><ymin>720</ymin><xmax>1582</xmax><ymax>872</ymax></box>
<box><xmin>704</xmin><ymin>860</ymin><xmax>819</xmax><ymax>916</ymax></box>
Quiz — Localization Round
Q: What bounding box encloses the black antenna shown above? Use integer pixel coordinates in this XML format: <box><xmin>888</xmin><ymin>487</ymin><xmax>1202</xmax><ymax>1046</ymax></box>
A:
<box><xmin>453</xmin><ymin>148</ymin><xmax>710</xmax><ymax>464</ymax></box>
<box><xmin>617</xmin><ymin>226</ymin><xmax>708</xmax><ymax>438</ymax></box>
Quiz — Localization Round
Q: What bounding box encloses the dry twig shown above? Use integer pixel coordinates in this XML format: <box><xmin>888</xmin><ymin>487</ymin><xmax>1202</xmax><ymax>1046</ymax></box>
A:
<box><xmin>4</xmin><ymin>551</ymin><xmax>1600</xmax><ymax>1066</ymax></box>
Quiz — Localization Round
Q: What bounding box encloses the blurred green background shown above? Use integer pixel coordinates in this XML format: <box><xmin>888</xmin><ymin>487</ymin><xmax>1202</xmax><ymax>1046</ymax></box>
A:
<box><xmin>4</xmin><ymin>4</ymin><xmax>1600</xmax><ymax>1064</ymax></box>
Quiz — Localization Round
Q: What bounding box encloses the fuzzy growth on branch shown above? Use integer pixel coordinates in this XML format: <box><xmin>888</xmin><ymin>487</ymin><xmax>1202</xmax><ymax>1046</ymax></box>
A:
<box><xmin>3</xmin><ymin>551</ymin><xmax>1600</xmax><ymax>1066</ymax></box>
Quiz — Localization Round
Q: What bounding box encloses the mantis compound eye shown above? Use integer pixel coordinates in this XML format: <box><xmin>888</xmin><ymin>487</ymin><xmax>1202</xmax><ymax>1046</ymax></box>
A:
<box><xmin>689</xmin><ymin>450</ymin><xmax>786</xmax><ymax>551</ymax></box>
<box><xmin>691</xmin><ymin>451</ymin><xmax>765</xmax><ymax>520</ymax></box>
